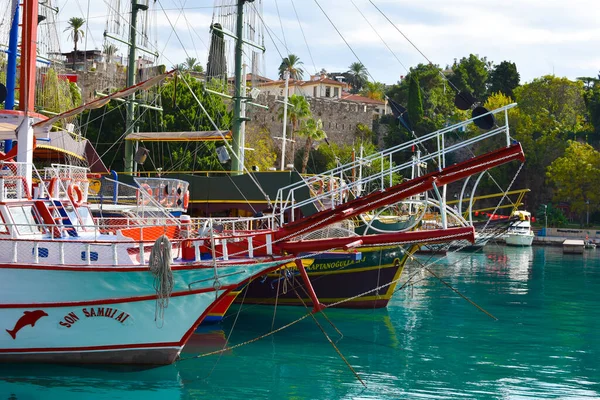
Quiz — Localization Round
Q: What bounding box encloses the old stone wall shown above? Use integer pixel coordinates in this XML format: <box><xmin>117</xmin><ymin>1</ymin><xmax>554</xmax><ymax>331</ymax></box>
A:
<box><xmin>74</xmin><ymin>66</ymin><xmax>126</xmax><ymax>102</ymax></box>
<box><xmin>246</xmin><ymin>94</ymin><xmax>378</xmax><ymax>162</ymax></box>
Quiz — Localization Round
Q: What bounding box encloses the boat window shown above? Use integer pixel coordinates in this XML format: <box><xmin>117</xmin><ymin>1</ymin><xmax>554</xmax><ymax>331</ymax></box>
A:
<box><xmin>0</xmin><ymin>212</ymin><xmax>8</xmax><ymax>234</ymax></box>
<box><xmin>9</xmin><ymin>205</ymin><xmax>38</xmax><ymax>234</ymax></box>
<box><xmin>77</xmin><ymin>206</ymin><xmax>94</xmax><ymax>229</ymax></box>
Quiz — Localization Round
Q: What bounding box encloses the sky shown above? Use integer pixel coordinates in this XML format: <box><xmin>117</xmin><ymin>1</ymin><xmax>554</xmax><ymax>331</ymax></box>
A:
<box><xmin>53</xmin><ymin>0</ymin><xmax>600</xmax><ymax>85</ymax></box>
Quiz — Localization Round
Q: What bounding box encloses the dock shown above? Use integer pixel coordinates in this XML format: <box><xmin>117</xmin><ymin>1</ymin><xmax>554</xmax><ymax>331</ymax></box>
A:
<box><xmin>563</xmin><ymin>239</ymin><xmax>585</xmax><ymax>254</ymax></box>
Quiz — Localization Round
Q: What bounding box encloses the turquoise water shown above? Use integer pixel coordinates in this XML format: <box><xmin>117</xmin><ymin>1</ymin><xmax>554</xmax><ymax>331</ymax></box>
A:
<box><xmin>1</xmin><ymin>245</ymin><xmax>599</xmax><ymax>399</ymax></box>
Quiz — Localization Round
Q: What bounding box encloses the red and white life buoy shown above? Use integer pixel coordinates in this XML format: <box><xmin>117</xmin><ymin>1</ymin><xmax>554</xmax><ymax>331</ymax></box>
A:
<box><xmin>137</xmin><ymin>183</ymin><xmax>153</xmax><ymax>206</ymax></box>
<box><xmin>67</xmin><ymin>184</ymin><xmax>84</xmax><ymax>207</ymax></box>
<box><xmin>47</xmin><ymin>177</ymin><xmax>58</xmax><ymax>198</ymax></box>
<box><xmin>183</xmin><ymin>190</ymin><xmax>190</xmax><ymax>210</ymax></box>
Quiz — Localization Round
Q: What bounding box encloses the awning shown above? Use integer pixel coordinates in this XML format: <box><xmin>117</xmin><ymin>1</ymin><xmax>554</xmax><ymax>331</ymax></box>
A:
<box><xmin>125</xmin><ymin>130</ymin><xmax>231</xmax><ymax>142</ymax></box>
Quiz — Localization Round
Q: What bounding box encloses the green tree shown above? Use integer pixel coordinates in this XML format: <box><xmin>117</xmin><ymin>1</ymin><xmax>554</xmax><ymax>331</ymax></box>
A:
<box><xmin>511</xmin><ymin>75</ymin><xmax>587</xmax><ymax>207</ymax></box>
<box><xmin>347</xmin><ymin>62</ymin><xmax>368</xmax><ymax>94</ymax></box>
<box><xmin>183</xmin><ymin>57</ymin><xmax>204</xmax><ymax>73</ymax></box>
<box><xmin>359</xmin><ymin>81</ymin><xmax>385</xmax><ymax>100</ymax></box>
<box><xmin>278</xmin><ymin>54</ymin><xmax>304</xmax><ymax>80</ymax></box>
<box><xmin>385</xmin><ymin>63</ymin><xmax>456</xmax><ymax>134</ymax></box>
<box><xmin>103</xmin><ymin>43</ymin><xmax>118</xmax><ymax>64</ymax></box>
<box><xmin>407</xmin><ymin>76</ymin><xmax>424</xmax><ymax>126</ymax></box>
<box><xmin>584</xmin><ymin>85</ymin><xmax>600</xmax><ymax>143</ymax></box>
<box><xmin>244</xmin><ymin>125</ymin><xmax>278</xmax><ymax>171</ymax></box>
<box><xmin>546</xmin><ymin>141</ymin><xmax>600</xmax><ymax>224</ymax></box>
<box><xmin>277</xmin><ymin>94</ymin><xmax>311</xmax><ymax>159</ymax></box>
<box><xmin>488</xmin><ymin>61</ymin><xmax>520</xmax><ymax>98</ymax></box>
<box><xmin>449</xmin><ymin>54</ymin><xmax>491</xmax><ymax>100</ymax></box>
<box><xmin>297</xmin><ymin>118</ymin><xmax>327</xmax><ymax>173</ymax></box>
<box><xmin>64</xmin><ymin>17</ymin><xmax>86</xmax><ymax>70</ymax></box>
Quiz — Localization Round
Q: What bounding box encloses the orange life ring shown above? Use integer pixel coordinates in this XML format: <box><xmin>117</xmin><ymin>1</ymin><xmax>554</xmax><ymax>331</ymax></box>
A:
<box><xmin>183</xmin><ymin>190</ymin><xmax>190</xmax><ymax>209</ymax></box>
<box><xmin>47</xmin><ymin>177</ymin><xmax>58</xmax><ymax>198</ymax></box>
<box><xmin>137</xmin><ymin>183</ymin><xmax>153</xmax><ymax>206</ymax></box>
<box><xmin>67</xmin><ymin>184</ymin><xmax>83</xmax><ymax>206</ymax></box>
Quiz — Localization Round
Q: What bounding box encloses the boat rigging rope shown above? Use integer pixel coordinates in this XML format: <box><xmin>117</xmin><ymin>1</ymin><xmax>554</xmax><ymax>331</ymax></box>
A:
<box><xmin>148</xmin><ymin>234</ymin><xmax>174</xmax><ymax>327</ymax></box>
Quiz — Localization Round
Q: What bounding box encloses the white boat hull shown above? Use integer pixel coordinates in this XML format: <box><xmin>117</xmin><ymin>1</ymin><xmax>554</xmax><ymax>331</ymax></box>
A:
<box><xmin>505</xmin><ymin>233</ymin><xmax>534</xmax><ymax>246</ymax></box>
<box><xmin>0</xmin><ymin>259</ymin><xmax>286</xmax><ymax>364</ymax></box>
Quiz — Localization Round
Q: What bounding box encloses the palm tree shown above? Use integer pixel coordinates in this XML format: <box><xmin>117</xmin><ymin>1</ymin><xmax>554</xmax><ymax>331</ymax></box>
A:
<box><xmin>360</xmin><ymin>81</ymin><xmax>385</xmax><ymax>100</ymax></box>
<box><xmin>64</xmin><ymin>17</ymin><xmax>86</xmax><ymax>70</ymax></box>
<box><xmin>184</xmin><ymin>57</ymin><xmax>204</xmax><ymax>72</ymax></box>
<box><xmin>103</xmin><ymin>43</ymin><xmax>118</xmax><ymax>64</ymax></box>
<box><xmin>347</xmin><ymin>62</ymin><xmax>368</xmax><ymax>94</ymax></box>
<box><xmin>297</xmin><ymin>118</ymin><xmax>327</xmax><ymax>173</ymax></box>
<box><xmin>277</xmin><ymin>94</ymin><xmax>311</xmax><ymax>162</ymax></box>
<box><xmin>278</xmin><ymin>54</ymin><xmax>304</xmax><ymax>80</ymax></box>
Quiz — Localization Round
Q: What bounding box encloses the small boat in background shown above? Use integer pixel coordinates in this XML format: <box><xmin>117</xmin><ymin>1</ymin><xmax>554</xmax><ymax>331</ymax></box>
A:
<box><xmin>505</xmin><ymin>210</ymin><xmax>534</xmax><ymax>246</ymax></box>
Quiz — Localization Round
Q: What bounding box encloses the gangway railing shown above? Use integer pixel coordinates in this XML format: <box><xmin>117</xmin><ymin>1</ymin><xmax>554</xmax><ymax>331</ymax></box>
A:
<box><xmin>274</xmin><ymin>103</ymin><xmax>517</xmax><ymax>226</ymax></box>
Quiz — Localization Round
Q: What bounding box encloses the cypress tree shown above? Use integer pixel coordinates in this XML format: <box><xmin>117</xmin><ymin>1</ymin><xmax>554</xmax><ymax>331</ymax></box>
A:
<box><xmin>408</xmin><ymin>75</ymin><xmax>424</xmax><ymax>127</ymax></box>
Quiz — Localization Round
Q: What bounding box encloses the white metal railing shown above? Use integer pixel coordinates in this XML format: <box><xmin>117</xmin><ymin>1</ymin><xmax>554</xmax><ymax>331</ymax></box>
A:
<box><xmin>274</xmin><ymin>103</ymin><xmax>517</xmax><ymax>225</ymax></box>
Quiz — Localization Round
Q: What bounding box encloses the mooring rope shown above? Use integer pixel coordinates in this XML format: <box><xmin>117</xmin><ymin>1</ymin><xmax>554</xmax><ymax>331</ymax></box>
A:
<box><xmin>148</xmin><ymin>234</ymin><xmax>174</xmax><ymax>326</ymax></box>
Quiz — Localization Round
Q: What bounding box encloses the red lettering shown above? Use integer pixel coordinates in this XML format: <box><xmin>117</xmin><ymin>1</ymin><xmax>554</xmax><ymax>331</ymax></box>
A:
<box><xmin>67</xmin><ymin>312</ymin><xmax>79</xmax><ymax>322</ymax></box>
<box><xmin>89</xmin><ymin>308</ymin><xmax>96</xmax><ymax>317</ymax></box>
<box><xmin>82</xmin><ymin>308</ymin><xmax>90</xmax><ymax>317</ymax></box>
<box><xmin>64</xmin><ymin>316</ymin><xmax>74</xmax><ymax>324</ymax></box>
<box><xmin>115</xmin><ymin>312</ymin><xmax>125</xmax><ymax>322</ymax></box>
<box><xmin>59</xmin><ymin>321</ymin><xmax>71</xmax><ymax>328</ymax></box>
<box><xmin>110</xmin><ymin>309</ymin><xmax>118</xmax><ymax>318</ymax></box>
<box><xmin>97</xmin><ymin>308</ymin><xmax>104</xmax><ymax>317</ymax></box>
<box><xmin>120</xmin><ymin>314</ymin><xmax>130</xmax><ymax>324</ymax></box>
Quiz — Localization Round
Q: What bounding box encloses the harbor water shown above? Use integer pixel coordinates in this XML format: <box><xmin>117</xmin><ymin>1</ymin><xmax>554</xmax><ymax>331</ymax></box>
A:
<box><xmin>1</xmin><ymin>245</ymin><xmax>599</xmax><ymax>399</ymax></box>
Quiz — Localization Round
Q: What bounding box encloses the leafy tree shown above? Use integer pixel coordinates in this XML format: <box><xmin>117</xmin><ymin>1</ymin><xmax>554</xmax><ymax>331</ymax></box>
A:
<box><xmin>511</xmin><ymin>75</ymin><xmax>587</xmax><ymax>207</ymax></box>
<box><xmin>385</xmin><ymin>63</ymin><xmax>456</xmax><ymax>134</ymax></box>
<box><xmin>64</xmin><ymin>17</ymin><xmax>86</xmax><ymax>70</ymax></box>
<box><xmin>488</xmin><ymin>61</ymin><xmax>520</xmax><ymax>98</ymax></box>
<box><xmin>84</xmin><ymin>72</ymin><xmax>232</xmax><ymax>172</ymax></box>
<box><xmin>536</xmin><ymin>203</ymin><xmax>567</xmax><ymax>228</ymax></box>
<box><xmin>407</xmin><ymin>76</ymin><xmax>424</xmax><ymax>126</ymax></box>
<box><xmin>546</xmin><ymin>141</ymin><xmax>600</xmax><ymax>224</ymax></box>
<box><xmin>244</xmin><ymin>125</ymin><xmax>278</xmax><ymax>171</ymax></box>
<box><xmin>449</xmin><ymin>54</ymin><xmax>491</xmax><ymax>100</ymax></box>
<box><xmin>37</xmin><ymin>68</ymin><xmax>79</xmax><ymax>117</ymax></box>
<box><xmin>278</xmin><ymin>54</ymin><xmax>304</xmax><ymax>80</ymax></box>
<box><xmin>183</xmin><ymin>57</ymin><xmax>204</xmax><ymax>73</ymax></box>
<box><xmin>583</xmin><ymin>85</ymin><xmax>600</xmax><ymax>143</ymax></box>
<box><xmin>297</xmin><ymin>118</ymin><xmax>327</xmax><ymax>173</ymax></box>
<box><xmin>347</xmin><ymin>62</ymin><xmax>368</xmax><ymax>94</ymax></box>
<box><xmin>359</xmin><ymin>81</ymin><xmax>385</xmax><ymax>101</ymax></box>
<box><xmin>103</xmin><ymin>43</ymin><xmax>118</xmax><ymax>64</ymax></box>
<box><xmin>277</xmin><ymin>94</ymin><xmax>311</xmax><ymax>160</ymax></box>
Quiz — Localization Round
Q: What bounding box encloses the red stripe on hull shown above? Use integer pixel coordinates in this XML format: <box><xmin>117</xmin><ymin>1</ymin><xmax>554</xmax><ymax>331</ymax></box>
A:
<box><xmin>0</xmin><ymin>347</ymin><xmax>180</xmax><ymax>365</ymax></box>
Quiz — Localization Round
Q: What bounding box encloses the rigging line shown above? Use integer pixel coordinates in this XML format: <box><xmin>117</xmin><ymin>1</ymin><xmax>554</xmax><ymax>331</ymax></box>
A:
<box><xmin>177</xmin><ymin>0</ymin><xmax>203</xmax><ymax>61</ymax></box>
<box><xmin>350</xmin><ymin>0</ymin><xmax>409</xmax><ymax>75</ymax></box>
<box><xmin>290</xmin><ymin>0</ymin><xmax>317</xmax><ymax>75</ymax></box>
<box><xmin>274</xmin><ymin>0</ymin><xmax>288</xmax><ymax>50</ymax></box>
<box><xmin>157</xmin><ymin>0</ymin><xmax>191</xmax><ymax>60</ymax></box>
<box><xmin>179</xmin><ymin>74</ymin><xmax>272</xmax><ymax>208</ymax></box>
<box><xmin>424</xmin><ymin>266</ymin><xmax>498</xmax><ymax>320</ymax></box>
<box><xmin>312</xmin><ymin>0</ymin><xmax>376</xmax><ymax>83</ymax></box>
<box><xmin>367</xmin><ymin>0</ymin><xmax>461</xmax><ymax>94</ymax></box>
<box><xmin>250</xmin><ymin>3</ymin><xmax>285</xmax><ymax>60</ymax></box>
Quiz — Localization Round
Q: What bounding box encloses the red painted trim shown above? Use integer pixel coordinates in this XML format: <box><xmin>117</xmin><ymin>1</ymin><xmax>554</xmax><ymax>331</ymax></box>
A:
<box><xmin>0</xmin><ymin>285</ymin><xmax>237</xmax><ymax>309</ymax></box>
<box><xmin>0</xmin><ymin>110</ymin><xmax>48</xmax><ymax>120</ymax></box>
<box><xmin>0</xmin><ymin>342</ymin><xmax>181</xmax><ymax>354</ymax></box>
<box><xmin>0</xmin><ymin>255</ymin><xmax>292</xmax><ymax>272</ymax></box>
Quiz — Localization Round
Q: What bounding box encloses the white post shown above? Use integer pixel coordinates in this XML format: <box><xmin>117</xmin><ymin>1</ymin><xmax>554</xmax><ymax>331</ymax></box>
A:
<box><xmin>280</xmin><ymin>70</ymin><xmax>290</xmax><ymax>170</ymax></box>
<box><xmin>240</xmin><ymin>63</ymin><xmax>247</xmax><ymax>170</ymax></box>
<box><xmin>17</xmin><ymin>116</ymin><xmax>34</xmax><ymax>192</ymax></box>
